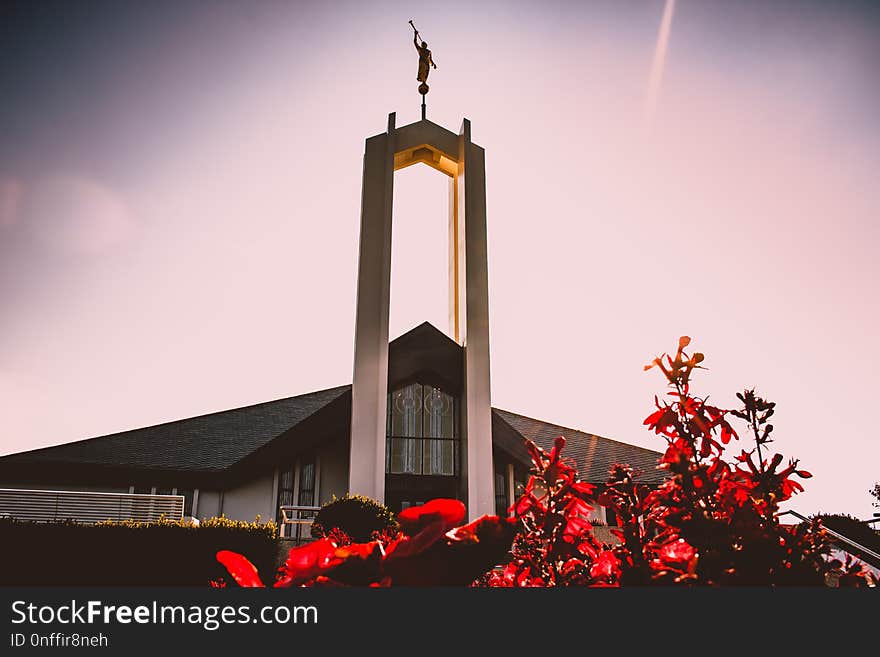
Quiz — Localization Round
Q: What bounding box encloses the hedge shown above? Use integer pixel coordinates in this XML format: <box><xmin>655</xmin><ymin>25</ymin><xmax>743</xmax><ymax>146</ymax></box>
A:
<box><xmin>0</xmin><ymin>516</ymin><xmax>279</xmax><ymax>586</ymax></box>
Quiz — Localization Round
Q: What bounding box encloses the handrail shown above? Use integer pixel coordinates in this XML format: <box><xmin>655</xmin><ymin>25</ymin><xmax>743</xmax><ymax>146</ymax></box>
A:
<box><xmin>279</xmin><ymin>504</ymin><xmax>321</xmax><ymax>541</ymax></box>
<box><xmin>777</xmin><ymin>510</ymin><xmax>880</xmax><ymax>563</ymax></box>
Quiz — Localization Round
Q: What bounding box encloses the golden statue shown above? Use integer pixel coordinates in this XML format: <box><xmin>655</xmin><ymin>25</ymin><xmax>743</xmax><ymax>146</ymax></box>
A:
<box><xmin>410</xmin><ymin>20</ymin><xmax>436</xmax><ymax>95</ymax></box>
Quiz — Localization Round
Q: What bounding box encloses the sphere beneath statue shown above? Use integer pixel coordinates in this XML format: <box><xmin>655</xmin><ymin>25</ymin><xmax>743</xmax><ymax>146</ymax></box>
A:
<box><xmin>418</xmin><ymin>82</ymin><xmax>429</xmax><ymax>96</ymax></box>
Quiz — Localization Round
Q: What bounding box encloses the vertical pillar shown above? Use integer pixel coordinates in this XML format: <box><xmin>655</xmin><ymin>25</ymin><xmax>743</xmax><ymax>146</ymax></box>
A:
<box><xmin>506</xmin><ymin>463</ymin><xmax>515</xmax><ymax>516</ymax></box>
<box><xmin>349</xmin><ymin>113</ymin><xmax>396</xmax><ymax>502</ymax></box>
<box><xmin>448</xmin><ymin>172</ymin><xmax>464</xmax><ymax>343</ymax></box>
<box><xmin>458</xmin><ymin>118</ymin><xmax>494</xmax><ymax>519</ymax></box>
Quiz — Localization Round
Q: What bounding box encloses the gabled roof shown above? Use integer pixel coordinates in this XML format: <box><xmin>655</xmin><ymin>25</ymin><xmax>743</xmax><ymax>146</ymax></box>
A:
<box><xmin>0</xmin><ymin>322</ymin><xmax>664</xmax><ymax>487</ymax></box>
<box><xmin>0</xmin><ymin>385</ymin><xmax>350</xmax><ymax>474</ymax></box>
<box><xmin>493</xmin><ymin>409</ymin><xmax>665</xmax><ymax>485</ymax></box>
<box><xmin>388</xmin><ymin>322</ymin><xmax>463</xmax><ymax>394</ymax></box>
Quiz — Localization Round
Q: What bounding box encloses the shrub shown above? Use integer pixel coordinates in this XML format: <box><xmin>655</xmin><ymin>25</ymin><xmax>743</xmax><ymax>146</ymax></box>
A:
<box><xmin>596</xmin><ymin>337</ymin><xmax>868</xmax><ymax>585</ymax></box>
<box><xmin>0</xmin><ymin>515</ymin><xmax>278</xmax><ymax>586</ymax></box>
<box><xmin>311</xmin><ymin>495</ymin><xmax>398</xmax><ymax>543</ymax></box>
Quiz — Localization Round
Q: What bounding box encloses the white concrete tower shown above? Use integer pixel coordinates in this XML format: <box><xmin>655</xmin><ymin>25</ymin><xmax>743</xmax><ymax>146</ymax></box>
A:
<box><xmin>348</xmin><ymin>113</ymin><xmax>494</xmax><ymax>520</ymax></box>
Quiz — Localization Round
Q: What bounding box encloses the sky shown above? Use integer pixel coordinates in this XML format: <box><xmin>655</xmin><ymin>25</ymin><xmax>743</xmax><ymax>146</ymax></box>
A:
<box><xmin>1</xmin><ymin>0</ymin><xmax>878</xmax><ymax>518</ymax></box>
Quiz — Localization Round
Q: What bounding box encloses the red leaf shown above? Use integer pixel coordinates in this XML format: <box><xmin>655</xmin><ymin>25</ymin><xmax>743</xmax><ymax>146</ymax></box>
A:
<box><xmin>569</xmin><ymin>481</ymin><xmax>596</xmax><ymax>500</ymax></box>
<box><xmin>216</xmin><ymin>551</ymin><xmax>265</xmax><ymax>588</ymax></box>
<box><xmin>577</xmin><ymin>540</ymin><xmax>599</xmax><ymax>559</ymax></box>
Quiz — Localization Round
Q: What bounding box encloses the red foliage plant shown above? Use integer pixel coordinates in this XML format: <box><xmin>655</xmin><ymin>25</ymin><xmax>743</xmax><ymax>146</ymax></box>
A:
<box><xmin>489</xmin><ymin>337</ymin><xmax>873</xmax><ymax>586</ymax></box>
<box><xmin>217</xmin><ymin>499</ymin><xmax>517</xmax><ymax>588</ymax></box>
<box><xmin>216</xmin><ymin>338</ymin><xmax>874</xmax><ymax>587</ymax></box>
<box><xmin>483</xmin><ymin>436</ymin><xmax>621</xmax><ymax>587</ymax></box>
<box><xmin>595</xmin><ymin>336</ymin><xmax>871</xmax><ymax>586</ymax></box>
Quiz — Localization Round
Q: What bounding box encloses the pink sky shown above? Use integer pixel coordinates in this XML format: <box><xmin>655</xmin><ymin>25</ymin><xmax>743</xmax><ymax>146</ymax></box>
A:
<box><xmin>1</xmin><ymin>1</ymin><xmax>878</xmax><ymax>518</ymax></box>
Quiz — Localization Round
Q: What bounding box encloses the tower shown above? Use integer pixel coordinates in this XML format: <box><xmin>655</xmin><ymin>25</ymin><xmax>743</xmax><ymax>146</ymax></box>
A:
<box><xmin>348</xmin><ymin>113</ymin><xmax>494</xmax><ymax>520</ymax></box>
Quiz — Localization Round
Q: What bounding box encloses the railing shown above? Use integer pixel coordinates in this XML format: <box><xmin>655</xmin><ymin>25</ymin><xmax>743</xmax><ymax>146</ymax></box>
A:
<box><xmin>777</xmin><ymin>510</ymin><xmax>880</xmax><ymax>564</ymax></box>
<box><xmin>0</xmin><ymin>488</ymin><xmax>184</xmax><ymax>524</ymax></box>
<box><xmin>279</xmin><ymin>505</ymin><xmax>321</xmax><ymax>543</ymax></box>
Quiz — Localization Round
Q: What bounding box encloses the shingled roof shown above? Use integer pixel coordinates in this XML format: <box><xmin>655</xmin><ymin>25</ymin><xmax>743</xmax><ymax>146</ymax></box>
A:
<box><xmin>493</xmin><ymin>409</ymin><xmax>665</xmax><ymax>485</ymax></box>
<box><xmin>0</xmin><ymin>385</ymin><xmax>350</xmax><ymax>474</ymax></box>
<box><xmin>0</xmin><ymin>390</ymin><xmax>664</xmax><ymax>486</ymax></box>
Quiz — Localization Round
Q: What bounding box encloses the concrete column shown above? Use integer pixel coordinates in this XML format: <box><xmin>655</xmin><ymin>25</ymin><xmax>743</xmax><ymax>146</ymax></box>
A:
<box><xmin>448</xmin><ymin>173</ymin><xmax>466</xmax><ymax>343</ymax></box>
<box><xmin>506</xmin><ymin>463</ymin><xmax>515</xmax><ymax>516</ymax></box>
<box><xmin>459</xmin><ymin>118</ymin><xmax>494</xmax><ymax>519</ymax></box>
<box><xmin>348</xmin><ymin>113</ymin><xmax>396</xmax><ymax>503</ymax></box>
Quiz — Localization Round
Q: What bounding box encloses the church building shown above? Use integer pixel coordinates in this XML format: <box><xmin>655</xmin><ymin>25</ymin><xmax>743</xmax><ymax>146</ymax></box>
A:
<box><xmin>0</xmin><ymin>114</ymin><xmax>663</xmax><ymax>525</ymax></box>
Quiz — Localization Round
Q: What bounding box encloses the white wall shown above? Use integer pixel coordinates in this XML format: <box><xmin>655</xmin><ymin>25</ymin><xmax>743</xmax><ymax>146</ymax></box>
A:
<box><xmin>220</xmin><ymin>471</ymin><xmax>276</xmax><ymax>523</ymax></box>
<box><xmin>197</xmin><ymin>490</ymin><xmax>221</xmax><ymax>520</ymax></box>
<box><xmin>318</xmin><ymin>440</ymin><xmax>349</xmax><ymax>505</ymax></box>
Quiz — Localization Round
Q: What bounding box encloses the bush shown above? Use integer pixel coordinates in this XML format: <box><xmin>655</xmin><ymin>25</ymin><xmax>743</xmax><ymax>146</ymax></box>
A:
<box><xmin>0</xmin><ymin>515</ymin><xmax>278</xmax><ymax>586</ymax></box>
<box><xmin>311</xmin><ymin>494</ymin><xmax>397</xmax><ymax>542</ymax></box>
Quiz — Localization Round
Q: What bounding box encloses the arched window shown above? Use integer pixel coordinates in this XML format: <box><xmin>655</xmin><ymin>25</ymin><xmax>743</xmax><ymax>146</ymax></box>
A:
<box><xmin>386</xmin><ymin>382</ymin><xmax>458</xmax><ymax>476</ymax></box>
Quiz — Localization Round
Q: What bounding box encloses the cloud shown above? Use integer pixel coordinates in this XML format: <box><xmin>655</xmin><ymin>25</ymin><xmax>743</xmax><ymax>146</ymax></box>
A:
<box><xmin>21</xmin><ymin>176</ymin><xmax>134</xmax><ymax>254</ymax></box>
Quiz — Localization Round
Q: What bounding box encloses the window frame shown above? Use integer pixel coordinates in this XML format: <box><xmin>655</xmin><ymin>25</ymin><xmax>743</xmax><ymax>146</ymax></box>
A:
<box><xmin>385</xmin><ymin>381</ymin><xmax>460</xmax><ymax>476</ymax></box>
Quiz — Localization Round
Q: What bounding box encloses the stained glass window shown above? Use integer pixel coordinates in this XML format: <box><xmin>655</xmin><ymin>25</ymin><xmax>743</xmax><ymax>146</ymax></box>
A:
<box><xmin>386</xmin><ymin>383</ymin><xmax>457</xmax><ymax>475</ymax></box>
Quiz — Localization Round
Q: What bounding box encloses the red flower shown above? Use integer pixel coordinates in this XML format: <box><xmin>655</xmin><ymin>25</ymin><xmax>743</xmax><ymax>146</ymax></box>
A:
<box><xmin>384</xmin><ymin>514</ymin><xmax>517</xmax><ymax>586</ymax></box>
<box><xmin>661</xmin><ymin>437</ymin><xmax>694</xmax><ymax>467</ymax></box>
<box><xmin>658</xmin><ymin>538</ymin><xmax>696</xmax><ymax>568</ymax></box>
<box><xmin>590</xmin><ymin>551</ymin><xmax>622</xmax><ymax>582</ymax></box>
<box><xmin>562</xmin><ymin>497</ymin><xmax>593</xmax><ymax>543</ymax></box>
<box><xmin>644</xmin><ymin>404</ymin><xmax>678</xmax><ymax>437</ymax></box>
<box><xmin>275</xmin><ymin>538</ymin><xmax>346</xmax><ymax>588</ymax></box>
<box><xmin>385</xmin><ymin>499</ymin><xmax>467</xmax><ymax>562</ymax></box>
<box><xmin>397</xmin><ymin>498</ymin><xmax>465</xmax><ymax>536</ymax></box>
<box><xmin>216</xmin><ymin>551</ymin><xmax>265</xmax><ymax>588</ymax></box>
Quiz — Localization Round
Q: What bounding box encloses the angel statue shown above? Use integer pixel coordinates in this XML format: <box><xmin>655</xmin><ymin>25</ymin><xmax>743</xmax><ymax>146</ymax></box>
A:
<box><xmin>410</xmin><ymin>20</ymin><xmax>437</xmax><ymax>95</ymax></box>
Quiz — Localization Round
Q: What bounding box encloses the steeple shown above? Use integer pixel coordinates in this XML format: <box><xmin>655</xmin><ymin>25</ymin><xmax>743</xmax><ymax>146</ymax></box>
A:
<box><xmin>348</xmin><ymin>114</ymin><xmax>493</xmax><ymax>520</ymax></box>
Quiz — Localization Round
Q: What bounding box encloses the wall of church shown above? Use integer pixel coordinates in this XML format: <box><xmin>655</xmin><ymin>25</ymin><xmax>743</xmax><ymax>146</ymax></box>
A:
<box><xmin>220</xmin><ymin>471</ymin><xmax>276</xmax><ymax>523</ymax></box>
<box><xmin>196</xmin><ymin>490</ymin><xmax>221</xmax><ymax>520</ymax></box>
<box><xmin>318</xmin><ymin>439</ymin><xmax>349</xmax><ymax>505</ymax></box>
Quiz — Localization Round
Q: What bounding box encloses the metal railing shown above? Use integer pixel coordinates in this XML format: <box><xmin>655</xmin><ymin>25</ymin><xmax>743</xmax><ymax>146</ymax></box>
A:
<box><xmin>279</xmin><ymin>505</ymin><xmax>321</xmax><ymax>543</ymax></box>
<box><xmin>777</xmin><ymin>510</ymin><xmax>880</xmax><ymax>563</ymax></box>
<box><xmin>0</xmin><ymin>488</ymin><xmax>184</xmax><ymax>524</ymax></box>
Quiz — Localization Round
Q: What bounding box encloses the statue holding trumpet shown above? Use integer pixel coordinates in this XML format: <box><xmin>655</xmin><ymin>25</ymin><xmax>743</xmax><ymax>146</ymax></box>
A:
<box><xmin>409</xmin><ymin>20</ymin><xmax>437</xmax><ymax>96</ymax></box>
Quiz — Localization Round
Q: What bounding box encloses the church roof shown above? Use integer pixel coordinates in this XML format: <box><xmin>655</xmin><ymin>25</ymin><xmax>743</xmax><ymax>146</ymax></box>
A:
<box><xmin>492</xmin><ymin>409</ymin><xmax>665</xmax><ymax>485</ymax></box>
<box><xmin>0</xmin><ymin>322</ymin><xmax>664</xmax><ymax>487</ymax></box>
<box><xmin>0</xmin><ymin>386</ymin><xmax>350</xmax><ymax>476</ymax></box>
<box><xmin>0</xmin><ymin>389</ymin><xmax>663</xmax><ymax>487</ymax></box>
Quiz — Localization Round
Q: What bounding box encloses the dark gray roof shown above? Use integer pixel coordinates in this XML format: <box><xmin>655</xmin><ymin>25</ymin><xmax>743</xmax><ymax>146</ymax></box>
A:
<box><xmin>493</xmin><ymin>409</ymin><xmax>665</xmax><ymax>485</ymax></box>
<box><xmin>0</xmin><ymin>385</ymin><xmax>351</xmax><ymax>473</ymax></box>
<box><xmin>0</xmin><ymin>341</ymin><xmax>663</xmax><ymax>486</ymax></box>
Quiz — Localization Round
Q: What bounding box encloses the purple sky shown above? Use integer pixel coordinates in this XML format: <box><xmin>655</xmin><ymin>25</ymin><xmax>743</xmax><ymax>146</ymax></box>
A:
<box><xmin>1</xmin><ymin>0</ymin><xmax>878</xmax><ymax>518</ymax></box>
